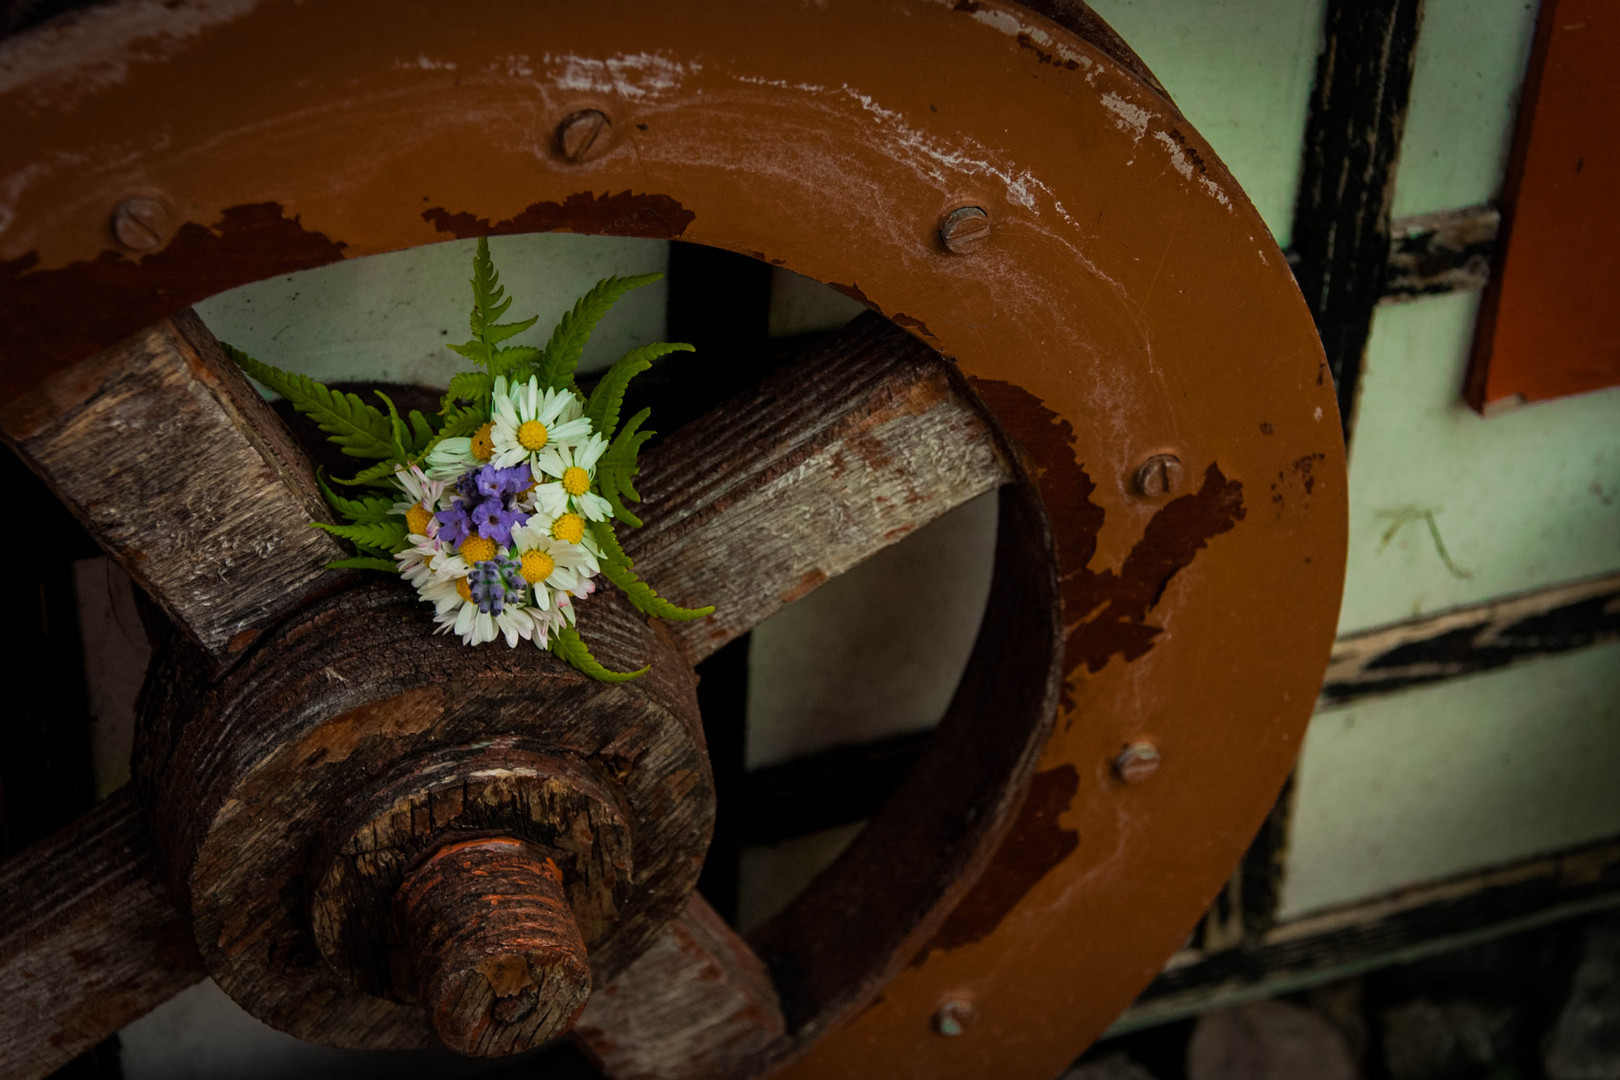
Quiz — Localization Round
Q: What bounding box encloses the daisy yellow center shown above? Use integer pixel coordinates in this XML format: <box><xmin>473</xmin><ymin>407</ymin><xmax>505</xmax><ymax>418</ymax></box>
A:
<box><xmin>470</xmin><ymin>422</ymin><xmax>495</xmax><ymax>462</ymax></box>
<box><xmin>455</xmin><ymin>578</ymin><xmax>472</xmax><ymax>603</ymax></box>
<box><xmin>551</xmin><ymin>512</ymin><xmax>586</xmax><ymax>544</ymax></box>
<box><xmin>520</xmin><ymin>550</ymin><xmax>555</xmax><ymax>584</ymax></box>
<box><xmin>460</xmin><ymin>535</ymin><xmax>497</xmax><ymax>563</ymax></box>
<box><xmin>405</xmin><ymin>503</ymin><xmax>433</xmax><ymax>536</ymax></box>
<box><xmin>562</xmin><ymin>466</ymin><xmax>590</xmax><ymax>497</ymax></box>
<box><xmin>517</xmin><ymin>419</ymin><xmax>549</xmax><ymax>451</ymax></box>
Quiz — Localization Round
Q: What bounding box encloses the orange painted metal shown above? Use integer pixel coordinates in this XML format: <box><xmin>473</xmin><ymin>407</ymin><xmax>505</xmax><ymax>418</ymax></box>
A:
<box><xmin>0</xmin><ymin>2</ymin><xmax>1346</xmax><ymax>1077</ymax></box>
<box><xmin>1468</xmin><ymin>0</ymin><xmax>1620</xmax><ymax>410</ymax></box>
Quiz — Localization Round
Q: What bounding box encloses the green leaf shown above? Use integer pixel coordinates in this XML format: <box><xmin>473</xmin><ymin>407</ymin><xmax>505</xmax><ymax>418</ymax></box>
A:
<box><xmin>444</xmin><ymin>370</ymin><xmax>494</xmax><ymax>410</ymax></box>
<box><xmin>585</xmin><ymin>341</ymin><xmax>693</xmax><ymax>440</ymax></box>
<box><xmin>327</xmin><ymin>556</ymin><xmax>401</xmax><ymax>573</ymax></box>
<box><xmin>313</xmin><ymin>518</ymin><xmax>409</xmax><ymax>553</ymax></box>
<box><xmin>536</xmin><ymin>273</ymin><xmax>663</xmax><ymax>392</ymax></box>
<box><xmin>225</xmin><ymin>344</ymin><xmax>399</xmax><ymax>460</ymax></box>
<box><xmin>372</xmin><ymin>390</ymin><xmax>412</xmax><ymax>459</ymax></box>
<box><xmin>549</xmin><ymin>626</ymin><xmax>648</xmax><ymax>682</ymax></box>
<box><xmin>594</xmin><ymin>408</ymin><xmax>654</xmax><ymax>527</ymax></box>
<box><xmin>587</xmin><ymin>519</ymin><xmax>634</xmax><ymax>569</ymax></box>
<box><xmin>408</xmin><ymin>410</ymin><xmax>438</xmax><ymax>453</ymax></box>
<box><xmin>597</xmin><ymin>557</ymin><xmax>714</xmax><ymax>622</ymax></box>
<box><xmin>450</xmin><ymin>237</ymin><xmax>539</xmax><ymax>371</ymax></box>
<box><xmin>492</xmin><ymin>344</ymin><xmax>542</xmax><ymax>381</ymax></box>
<box><xmin>318</xmin><ymin>474</ymin><xmax>395</xmax><ymax>524</ymax></box>
<box><xmin>331</xmin><ymin>459</ymin><xmax>401</xmax><ymax>488</ymax></box>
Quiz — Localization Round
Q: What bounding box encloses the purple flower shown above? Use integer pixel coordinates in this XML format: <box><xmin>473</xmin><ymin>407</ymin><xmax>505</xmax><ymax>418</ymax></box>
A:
<box><xmin>435</xmin><ymin>502</ymin><xmax>472</xmax><ymax>547</ymax></box>
<box><xmin>467</xmin><ymin>551</ymin><xmax>526</xmax><ymax>615</ymax></box>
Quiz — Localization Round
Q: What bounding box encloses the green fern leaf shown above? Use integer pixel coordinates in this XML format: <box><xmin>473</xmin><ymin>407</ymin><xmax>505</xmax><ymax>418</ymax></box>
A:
<box><xmin>330</xmin><ymin>459</ymin><xmax>400</xmax><ymax>488</ymax></box>
<box><xmin>444</xmin><ymin>370</ymin><xmax>494</xmax><ymax>410</ymax></box>
<box><xmin>317</xmin><ymin>474</ymin><xmax>395</xmax><ymax>524</ymax></box>
<box><xmin>313</xmin><ymin>518</ymin><xmax>409</xmax><ymax>553</ymax></box>
<box><xmin>372</xmin><ymin>391</ymin><xmax>412</xmax><ymax>459</ymax></box>
<box><xmin>408</xmin><ymin>410</ymin><xmax>438</xmax><ymax>453</ymax></box>
<box><xmin>585</xmin><ymin>342</ymin><xmax>693</xmax><ymax>440</ymax></box>
<box><xmin>536</xmin><ymin>273</ymin><xmax>663</xmax><ymax>392</ymax></box>
<box><xmin>594</xmin><ymin>408</ymin><xmax>654</xmax><ymax>527</ymax></box>
<box><xmin>587</xmin><ymin>519</ymin><xmax>634</xmax><ymax>569</ymax></box>
<box><xmin>327</xmin><ymin>556</ymin><xmax>401</xmax><ymax>573</ymax></box>
<box><xmin>451</xmin><ymin>237</ymin><xmax>539</xmax><ymax>370</ymax></box>
<box><xmin>549</xmin><ymin>626</ymin><xmax>648</xmax><ymax>682</ymax></box>
<box><xmin>225</xmin><ymin>344</ymin><xmax>398</xmax><ymax>460</ymax></box>
<box><xmin>491</xmin><ymin>345</ymin><xmax>542</xmax><ymax>381</ymax></box>
<box><xmin>598</xmin><ymin>557</ymin><xmax>714</xmax><ymax>622</ymax></box>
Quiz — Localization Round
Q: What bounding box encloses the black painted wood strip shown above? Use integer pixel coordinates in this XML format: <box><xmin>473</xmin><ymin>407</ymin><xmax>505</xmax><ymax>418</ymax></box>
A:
<box><xmin>1290</xmin><ymin>0</ymin><xmax>1426</xmax><ymax>443</ymax></box>
<box><xmin>1119</xmin><ymin>835</ymin><xmax>1620</xmax><ymax>1032</ymax></box>
<box><xmin>1382</xmin><ymin>205</ymin><xmax>1501</xmax><ymax>302</ymax></box>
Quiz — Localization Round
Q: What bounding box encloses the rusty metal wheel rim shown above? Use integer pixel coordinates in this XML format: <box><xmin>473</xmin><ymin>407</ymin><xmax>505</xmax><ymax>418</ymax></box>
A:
<box><xmin>0</xmin><ymin>3</ymin><xmax>1348</xmax><ymax>1077</ymax></box>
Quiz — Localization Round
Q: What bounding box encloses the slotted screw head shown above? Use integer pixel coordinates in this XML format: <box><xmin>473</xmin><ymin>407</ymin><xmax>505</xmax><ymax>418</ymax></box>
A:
<box><xmin>557</xmin><ymin>109</ymin><xmax>612</xmax><ymax>162</ymax></box>
<box><xmin>1114</xmin><ymin>742</ymin><xmax>1161</xmax><ymax>784</ymax></box>
<box><xmin>1133</xmin><ymin>453</ymin><xmax>1183</xmax><ymax>498</ymax></box>
<box><xmin>938</xmin><ymin>206</ymin><xmax>990</xmax><ymax>254</ymax></box>
<box><xmin>111</xmin><ymin>197</ymin><xmax>169</xmax><ymax>252</ymax></box>
<box><xmin>933</xmin><ymin>996</ymin><xmax>977</xmax><ymax>1036</ymax></box>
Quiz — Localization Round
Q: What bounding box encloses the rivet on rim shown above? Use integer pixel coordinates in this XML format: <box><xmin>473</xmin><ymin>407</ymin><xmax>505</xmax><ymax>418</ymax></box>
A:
<box><xmin>1133</xmin><ymin>453</ymin><xmax>1184</xmax><ymax>498</ymax></box>
<box><xmin>938</xmin><ymin>206</ymin><xmax>991</xmax><ymax>254</ymax></box>
<box><xmin>933</xmin><ymin>996</ymin><xmax>978</xmax><ymax>1036</ymax></box>
<box><xmin>111</xmin><ymin>197</ymin><xmax>170</xmax><ymax>252</ymax></box>
<box><xmin>557</xmin><ymin>109</ymin><xmax>613</xmax><ymax>163</ymax></box>
<box><xmin>1114</xmin><ymin>742</ymin><xmax>1162</xmax><ymax>784</ymax></box>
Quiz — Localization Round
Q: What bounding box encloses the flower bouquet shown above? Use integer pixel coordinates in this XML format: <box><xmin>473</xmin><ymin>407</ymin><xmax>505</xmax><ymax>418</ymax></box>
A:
<box><xmin>225</xmin><ymin>238</ymin><xmax>712</xmax><ymax>681</ymax></box>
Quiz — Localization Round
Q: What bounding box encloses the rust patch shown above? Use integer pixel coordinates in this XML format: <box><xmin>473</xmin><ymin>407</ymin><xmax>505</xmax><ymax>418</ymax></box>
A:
<box><xmin>226</xmin><ymin>628</ymin><xmax>261</xmax><ymax>654</ymax></box>
<box><xmin>422</xmin><ymin>190</ymin><xmax>694</xmax><ymax>240</ymax></box>
<box><xmin>0</xmin><ymin>202</ymin><xmax>348</xmax><ymax>401</ymax></box>
<box><xmin>970</xmin><ymin>378</ymin><xmax>1246</xmax><ymax>691</ymax></box>
<box><xmin>781</xmin><ymin>568</ymin><xmax>829</xmax><ymax>605</ymax></box>
<box><xmin>1016</xmin><ymin>32</ymin><xmax>1082</xmax><ymax>71</ymax></box>
<box><xmin>914</xmin><ymin>764</ymin><xmax>1079</xmax><ymax>962</ymax></box>
<box><xmin>828</xmin><ymin>281</ymin><xmax>879</xmax><ymax>310</ymax></box>
<box><xmin>890</xmin><ymin>312</ymin><xmax>937</xmax><ymax>339</ymax></box>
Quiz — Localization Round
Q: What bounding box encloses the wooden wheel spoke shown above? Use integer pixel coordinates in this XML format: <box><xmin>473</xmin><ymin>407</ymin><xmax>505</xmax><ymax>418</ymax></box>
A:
<box><xmin>629</xmin><ymin>313</ymin><xmax>1014</xmax><ymax>663</ymax></box>
<box><xmin>0</xmin><ymin>310</ymin><xmax>345</xmax><ymax>660</ymax></box>
<box><xmin>0</xmin><ymin>790</ymin><xmax>203</xmax><ymax>1080</ymax></box>
<box><xmin>572</xmin><ymin>895</ymin><xmax>785</xmax><ymax>1080</ymax></box>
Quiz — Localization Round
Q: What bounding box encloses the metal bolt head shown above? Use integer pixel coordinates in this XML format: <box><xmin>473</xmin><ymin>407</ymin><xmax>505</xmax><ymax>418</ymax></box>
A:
<box><xmin>1133</xmin><ymin>453</ymin><xmax>1183</xmax><ymax>498</ymax></box>
<box><xmin>1114</xmin><ymin>742</ymin><xmax>1161</xmax><ymax>784</ymax></box>
<box><xmin>111</xmin><ymin>197</ymin><xmax>170</xmax><ymax>252</ymax></box>
<box><xmin>938</xmin><ymin>206</ymin><xmax>990</xmax><ymax>254</ymax></box>
<box><xmin>557</xmin><ymin>109</ymin><xmax>612</xmax><ymax>163</ymax></box>
<box><xmin>933</xmin><ymin>996</ymin><xmax>977</xmax><ymax>1036</ymax></box>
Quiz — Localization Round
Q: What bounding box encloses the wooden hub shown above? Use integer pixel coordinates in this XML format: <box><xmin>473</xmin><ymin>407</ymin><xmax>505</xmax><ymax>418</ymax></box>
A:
<box><xmin>134</xmin><ymin>582</ymin><xmax>713</xmax><ymax>1050</ymax></box>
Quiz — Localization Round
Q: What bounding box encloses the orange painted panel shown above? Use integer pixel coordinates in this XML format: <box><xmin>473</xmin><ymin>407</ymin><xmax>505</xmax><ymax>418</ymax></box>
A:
<box><xmin>1468</xmin><ymin>0</ymin><xmax>1620</xmax><ymax>411</ymax></box>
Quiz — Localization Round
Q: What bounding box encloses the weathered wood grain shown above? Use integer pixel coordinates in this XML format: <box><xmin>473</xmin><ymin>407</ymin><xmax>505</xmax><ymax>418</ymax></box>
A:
<box><xmin>1383</xmin><ymin>205</ymin><xmax>1500</xmax><ymax>302</ymax></box>
<box><xmin>397</xmin><ymin>837</ymin><xmax>592</xmax><ymax>1056</ymax></box>
<box><xmin>627</xmin><ymin>313</ymin><xmax>1012</xmax><ymax>662</ymax></box>
<box><xmin>573</xmin><ymin>894</ymin><xmax>784</xmax><ymax>1080</ymax></box>
<box><xmin>0</xmin><ymin>309</ymin><xmax>345</xmax><ymax>659</ymax></box>
<box><xmin>0</xmin><ymin>788</ymin><xmax>203</xmax><ymax>1080</ymax></box>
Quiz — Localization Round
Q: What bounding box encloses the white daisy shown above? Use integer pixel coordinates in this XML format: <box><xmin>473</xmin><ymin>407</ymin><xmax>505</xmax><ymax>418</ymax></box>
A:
<box><xmin>419</xmin><ymin>564</ymin><xmax>546</xmax><ymax>647</ymax></box>
<box><xmin>387</xmin><ymin>466</ymin><xmax>450</xmax><ymax>586</ymax></box>
<box><xmin>425</xmin><ymin>420</ymin><xmax>500</xmax><ymax>481</ymax></box>
<box><xmin>532</xmin><ymin>436</ymin><xmax>612</xmax><ymax>520</ymax></box>
<box><xmin>490</xmin><ymin>376</ymin><xmax>593</xmax><ymax>472</ymax></box>
<box><xmin>510</xmin><ymin>516</ymin><xmax>600</xmax><ymax>609</ymax></box>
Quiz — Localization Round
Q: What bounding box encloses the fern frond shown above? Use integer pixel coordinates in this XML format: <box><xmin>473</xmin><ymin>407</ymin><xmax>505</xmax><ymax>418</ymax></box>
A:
<box><xmin>330</xmin><ymin>459</ymin><xmax>401</xmax><ymax>488</ymax></box>
<box><xmin>536</xmin><ymin>273</ymin><xmax>663</xmax><ymax>392</ymax></box>
<box><xmin>594</xmin><ymin>408</ymin><xmax>655</xmax><ymax>527</ymax></box>
<box><xmin>451</xmin><ymin>237</ymin><xmax>540</xmax><ymax>370</ymax></box>
<box><xmin>408</xmin><ymin>410</ymin><xmax>438</xmax><ymax>453</ymax></box>
<box><xmin>585</xmin><ymin>341</ymin><xmax>692</xmax><ymax>439</ymax></box>
<box><xmin>587</xmin><ymin>519</ymin><xmax>634</xmax><ymax>569</ymax></box>
<box><xmin>225</xmin><ymin>344</ymin><xmax>398</xmax><ymax>460</ymax></box>
<box><xmin>549</xmin><ymin>626</ymin><xmax>648</xmax><ymax>682</ymax></box>
<box><xmin>318</xmin><ymin>474</ymin><xmax>396</xmax><ymax>524</ymax></box>
<box><xmin>598</xmin><ymin>558</ymin><xmax>714</xmax><ymax>622</ymax></box>
<box><xmin>491</xmin><ymin>345</ymin><xmax>542</xmax><ymax>381</ymax></box>
<box><xmin>444</xmin><ymin>370</ymin><xmax>494</xmax><ymax>410</ymax></box>
<box><xmin>372</xmin><ymin>391</ymin><xmax>412</xmax><ymax>459</ymax></box>
<box><xmin>312</xmin><ymin>518</ymin><xmax>409</xmax><ymax>553</ymax></box>
<box><xmin>327</xmin><ymin>556</ymin><xmax>401</xmax><ymax>573</ymax></box>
